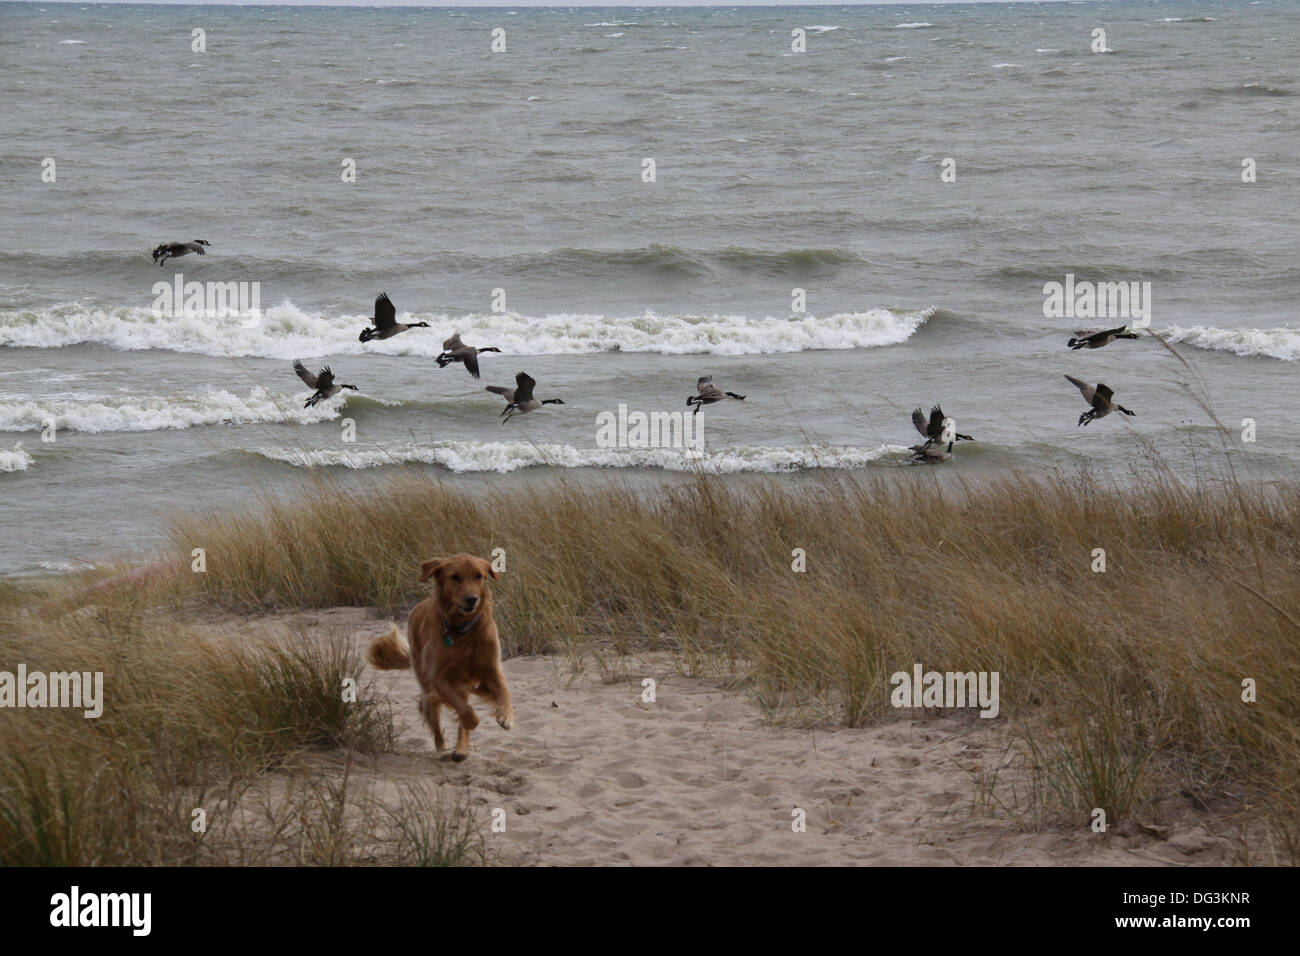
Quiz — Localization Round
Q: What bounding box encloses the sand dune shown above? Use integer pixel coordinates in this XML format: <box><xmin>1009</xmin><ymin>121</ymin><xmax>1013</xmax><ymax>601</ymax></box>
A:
<box><xmin>228</xmin><ymin>609</ymin><xmax>1234</xmax><ymax>866</ymax></box>
<box><xmin>412</xmin><ymin>662</ymin><xmax>1228</xmax><ymax>866</ymax></box>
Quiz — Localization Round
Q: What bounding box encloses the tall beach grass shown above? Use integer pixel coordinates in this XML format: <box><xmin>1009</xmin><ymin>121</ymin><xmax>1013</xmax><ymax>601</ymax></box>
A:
<box><xmin>4</xmin><ymin>456</ymin><xmax>1297</xmax><ymax>863</ymax></box>
<box><xmin>143</xmin><ymin>464</ymin><xmax>1300</xmax><ymax>859</ymax></box>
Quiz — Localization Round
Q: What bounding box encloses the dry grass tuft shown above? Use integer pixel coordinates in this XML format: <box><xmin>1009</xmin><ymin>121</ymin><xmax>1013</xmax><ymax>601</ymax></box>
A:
<box><xmin>0</xmin><ymin>598</ymin><xmax>490</xmax><ymax>866</ymax></box>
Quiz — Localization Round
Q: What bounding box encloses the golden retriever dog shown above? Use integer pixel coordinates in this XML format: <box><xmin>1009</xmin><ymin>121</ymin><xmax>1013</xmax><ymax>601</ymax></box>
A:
<box><xmin>368</xmin><ymin>554</ymin><xmax>513</xmax><ymax>761</ymax></box>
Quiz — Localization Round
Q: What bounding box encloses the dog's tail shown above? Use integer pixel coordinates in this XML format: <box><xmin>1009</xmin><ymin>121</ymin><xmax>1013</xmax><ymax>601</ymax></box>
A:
<box><xmin>368</xmin><ymin>624</ymin><xmax>411</xmax><ymax>669</ymax></box>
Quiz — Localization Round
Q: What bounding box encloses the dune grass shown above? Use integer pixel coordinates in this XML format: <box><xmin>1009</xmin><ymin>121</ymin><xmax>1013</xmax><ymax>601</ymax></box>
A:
<box><xmin>142</xmin><ymin>465</ymin><xmax>1300</xmax><ymax>860</ymax></box>
<box><xmin>385</xmin><ymin>780</ymin><xmax>486</xmax><ymax>867</ymax></box>
<box><xmin>0</xmin><ymin>597</ymin><xmax>490</xmax><ymax>865</ymax></box>
<box><xmin>4</xmin><ymin>458</ymin><xmax>1298</xmax><ymax>863</ymax></box>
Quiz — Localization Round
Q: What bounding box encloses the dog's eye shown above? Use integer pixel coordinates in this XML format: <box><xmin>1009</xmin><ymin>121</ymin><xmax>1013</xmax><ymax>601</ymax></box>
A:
<box><xmin>451</xmin><ymin>574</ymin><xmax>461</xmax><ymax>581</ymax></box>
<box><xmin>475</xmin><ymin>574</ymin><xmax>483</xmax><ymax>581</ymax></box>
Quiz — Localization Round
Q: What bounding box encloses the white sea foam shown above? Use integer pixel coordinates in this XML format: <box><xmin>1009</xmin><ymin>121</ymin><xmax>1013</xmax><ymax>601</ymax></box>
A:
<box><xmin>0</xmin><ymin>442</ymin><xmax>34</xmax><ymax>473</ymax></box>
<box><xmin>249</xmin><ymin>441</ymin><xmax>911</xmax><ymax>474</ymax></box>
<box><xmin>0</xmin><ymin>387</ymin><xmax>355</xmax><ymax>433</ymax></box>
<box><xmin>39</xmin><ymin>560</ymin><xmax>96</xmax><ymax>572</ymax></box>
<box><xmin>1157</xmin><ymin>325</ymin><xmax>1300</xmax><ymax>361</ymax></box>
<box><xmin>1</xmin><ymin>303</ymin><xmax>934</xmax><ymax>359</ymax></box>
<box><xmin>894</xmin><ymin>22</ymin><xmax>934</xmax><ymax>29</ymax></box>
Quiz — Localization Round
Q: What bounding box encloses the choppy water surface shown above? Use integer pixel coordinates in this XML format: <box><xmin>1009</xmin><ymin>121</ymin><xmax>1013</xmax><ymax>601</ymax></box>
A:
<box><xmin>0</xmin><ymin>1</ymin><xmax>1296</xmax><ymax>573</ymax></box>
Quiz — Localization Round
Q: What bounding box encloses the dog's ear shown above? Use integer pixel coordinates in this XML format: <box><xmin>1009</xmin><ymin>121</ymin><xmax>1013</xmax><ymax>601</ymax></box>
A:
<box><xmin>475</xmin><ymin>556</ymin><xmax>498</xmax><ymax>580</ymax></box>
<box><xmin>418</xmin><ymin>558</ymin><xmax>447</xmax><ymax>583</ymax></box>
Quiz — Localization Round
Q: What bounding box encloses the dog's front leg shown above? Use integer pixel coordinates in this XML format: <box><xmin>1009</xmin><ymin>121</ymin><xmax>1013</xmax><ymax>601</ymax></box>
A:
<box><xmin>418</xmin><ymin>694</ymin><xmax>446</xmax><ymax>752</ymax></box>
<box><xmin>433</xmin><ymin>676</ymin><xmax>478</xmax><ymax>761</ymax></box>
<box><xmin>481</xmin><ymin>670</ymin><xmax>514</xmax><ymax>731</ymax></box>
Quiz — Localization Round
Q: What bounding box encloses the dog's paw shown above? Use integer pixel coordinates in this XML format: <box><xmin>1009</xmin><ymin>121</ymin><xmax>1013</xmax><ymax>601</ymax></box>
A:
<box><xmin>451</xmin><ymin>752</ymin><xmax>469</xmax><ymax>763</ymax></box>
<box><xmin>497</xmin><ymin>714</ymin><xmax>513</xmax><ymax>731</ymax></box>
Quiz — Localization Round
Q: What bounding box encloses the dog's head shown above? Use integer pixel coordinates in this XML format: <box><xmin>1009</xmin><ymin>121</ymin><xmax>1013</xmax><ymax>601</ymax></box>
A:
<box><xmin>418</xmin><ymin>554</ymin><xmax>497</xmax><ymax>618</ymax></box>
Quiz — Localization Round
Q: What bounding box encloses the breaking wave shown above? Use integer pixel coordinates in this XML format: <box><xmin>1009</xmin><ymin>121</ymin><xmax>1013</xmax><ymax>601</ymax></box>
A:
<box><xmin>1</xmin><ymin>302</ymin><xmax>934</xmax><ymax>359</ymax></box>
<box><xmin>0</xmin><ymin>442</ymin><xmax>34</xmax><ymax>473</ymax></box>
<box><xmin>1157</xmin><ymin>325</ymin><xmax>1300</xmax><ymax>361</ymax></box>
<box><xmin>247</xmin><ymin>441</ymin><xmax>912</xmax><ymax>474</ymax></box>
<box><xmin>0</xmin><ymin>388</ymin><xmax>363</xmax><ymax>433</ymax></box>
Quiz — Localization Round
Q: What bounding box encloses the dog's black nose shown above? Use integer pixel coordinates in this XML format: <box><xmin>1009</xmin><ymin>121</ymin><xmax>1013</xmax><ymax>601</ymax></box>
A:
<box><xmin>463</xmin><ymin>596</ymin><xmax>478</xmax><ymax>609</ymax></box>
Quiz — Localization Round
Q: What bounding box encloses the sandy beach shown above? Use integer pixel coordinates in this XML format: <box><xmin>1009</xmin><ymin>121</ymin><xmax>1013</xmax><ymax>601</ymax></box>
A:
<box><xmin>214</xmin><ymin>608</ymin><xmax>1236</xmax><ymax>867</ymax></box>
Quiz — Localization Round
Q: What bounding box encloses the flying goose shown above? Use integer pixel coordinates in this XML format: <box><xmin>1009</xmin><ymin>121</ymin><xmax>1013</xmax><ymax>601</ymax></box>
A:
<box><xmin>686</xmin><ymin>376</ymin><xmax>745</xmax><ymax>416</ymax></box>
<box><xmin>1065</xmin><ymin>375</ymin><xmax>1136</xmax><ymax>426</ymax></box>
<box><xmin>151</xmin><ymin>239</ymin><xmax>209</xmax><ymax>266</ymax></box>
<box><xmin>1067</xmin><ymin>325</ymin><xmax>1140</xmax><ymax>350</ymax></box>
<box><xmin>436</xmin><ymin>333</ymin><xmax>501</xmax><ymax>379</ymax></box>
<box><xmin>358</xmin><ymin>293</ymin><xmax>431</xmax><ymax>343</ymax></box>
<box><xmin>911</xmin><ymin>405</ymin><xmax>974</xmax><ymax>448</ymax></box>
<box><xmin>293</xmin><ymin>360</ymin><xmax>358</xmax><ymax>408</ymax></box>
<box><xmin>485</xmin><ymin>371</ymin><xmax>565</xmax><ymax>423</ymax></box>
